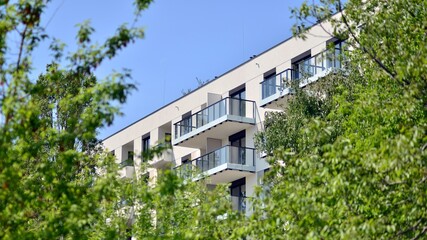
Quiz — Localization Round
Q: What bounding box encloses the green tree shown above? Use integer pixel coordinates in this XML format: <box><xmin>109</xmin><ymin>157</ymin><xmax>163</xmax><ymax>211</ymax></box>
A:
<box><xmin>129</xmin><ymin>170</ymin><xmax>242</xmax><ymax>239</ymax></box>
<box><xmin>97</xmin><ymin>143</ymin><xmax>243</xmax><ymax>239</ymax></box>
<box><xmin>0</xmin><ymin>0</ymin><xmax>154</xmax><ymax>238</ymax></box>
<box><xmin>245</xmin><ymin>0</ymin><xmax>427</xmax><ymax>239</ymax></box>
<box><xmin>0</xmin><ymin>2</ymin><xmax>241</xmax><ymax>238</ymax></box>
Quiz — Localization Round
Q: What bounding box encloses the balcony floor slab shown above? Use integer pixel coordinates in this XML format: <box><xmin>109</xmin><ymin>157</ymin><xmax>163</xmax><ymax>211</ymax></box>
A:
<box><xmin>194</xmin><ymin>163</ymin><xmax>256</xmax><ymax>184</ymax></box>
<box><xmin>173</xmin><ymin>115</ymin><xmax>255</xmax><ymax>148</ymax></box>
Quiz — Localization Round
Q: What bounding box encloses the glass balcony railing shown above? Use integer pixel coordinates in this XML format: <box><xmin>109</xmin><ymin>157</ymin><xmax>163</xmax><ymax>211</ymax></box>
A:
<box><xmin>119</xmin><ymin>158</ymin><xmax>134</xmax><ymax>168</ymax></box>
<box><xmin>118</xmin><ymin>158</ymin><xmax>135</xmax><ymax>179</ymax></box>
<box><xmin>231</xmin><ymin>195</ymin><xmax>246</xmax><ymax>212</ymax></box>
<box><xmin>260</xmin><ymin>43</ymin><xmax>346</xmax><ymax>101</ymax></box>
<box><xmin>293</xmin><ymin>45</ymin><xmax>344</xmax><ymax>80</ymax></box>
<box><xmin>150</xmin><ymin>143</ymin><xmax>173</xmax><ymax>168</ymax></box>
<box><xmin>175</xmin><ymin>162</ymin><xmax>194</xmax><ymax>180</ymax></box>
<box><xmin>174</xmin><ymin>97</ymin><xmax>256</xmax><ymax>140</ymax></box>
<box><xmin>175</xmin><ymin>145</ymin><xmax>255</xmax><ymax>179</ymax></box>
<box><xmin>260</xmin><ymin>68</ymin><xmax>294</xmax><ymax>100</ymax></box>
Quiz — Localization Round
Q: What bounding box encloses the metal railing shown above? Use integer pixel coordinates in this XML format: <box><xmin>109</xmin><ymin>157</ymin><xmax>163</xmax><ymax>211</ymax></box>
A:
<box><xmin>174</xmin><ymin>97</ymin><xmax>256</xmax><ymax>139</ymax></box>
<box><xmin>260</xmin><ymin>68</ymin><xmax>294</xmax><ymax>100</ymax></box>
<box><xmin>260</xmin><ymin>44</ymin><xmax>345</xmax><ymax>100</ymax></box>
<box><xmin>294</xmin><ymin>45</ymin><xmax>345</xmax><ymax>79</ymax></box>
<box><xmin>175</xmin><ymin>145</ymin><xmax>255</xmax><ymax>179</ymax></box>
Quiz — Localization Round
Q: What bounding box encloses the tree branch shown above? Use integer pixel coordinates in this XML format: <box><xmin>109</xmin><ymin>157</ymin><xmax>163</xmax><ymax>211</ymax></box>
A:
<box><xmin>310</xmin><ymin>0</ymin><xmax>334</xmax><ymax>39</ymax></box>
<box><xmin>16</xmin><ymin>25</ymin><xmax>28</xmax><ymax>71</ymax></box>
<box><xmin>382</xmin><ymin>179</ymin><xmax>406</xmax><ymax>186</ymax></box>
<box><xmin>412</xmin><ymin>226</ymin><xmax>427</xmax><ymax>240</ymax></box>
<box><xmin>337</xmin><ymin>1</ymin><xmax>401</xmax><ymax>83</ymax></box>
<box><xmin>397</xmin><ymin>218</ymin><xmax>423</xmax><ymax>236</ymax></box>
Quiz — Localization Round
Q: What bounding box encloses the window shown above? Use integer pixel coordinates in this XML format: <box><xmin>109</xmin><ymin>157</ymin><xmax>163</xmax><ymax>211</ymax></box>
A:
<box><xmin>165</xmin><ymin>133</ymin><xmax>171</xmax><ymax>146</ymax></box>
<box><xmin>229</xmin><ymin>130</ymin><xmax>246</xmax><ymax>147</ymax></box>
<box><xmin>142</xmin><ymin>136</ymin><xmax>150</xmax><ymax>162</ymax></box>
<box><xmin>230</xmin><ymin>178</ymin><xmax>246</xmax><ymax>212</ymax></box>
<box><xmin>291</xmin><ymin>50</ymin><xmax>311</xmax><ymax>80</ymax></box>
<box><xmin>261</xmin><ymin>69</ymin><xmax>276</xmax><ymax>99</ymax></box>
<box><xmin>127</xmin><ymin>151</ymin><xmax>134</xmax><ymax>164</ymax></box>
<box><xmin>229</xmin><ymin>87</ymin><xmax>246</xmax><ymax>117</ymax></box>
<box><xmin>230</xmin><ymin>87</ymin><xmax>246</xmax><ymax>100</ymax></box>
<box><xmin>293</xmin><ymin>55</ymin><xmax>313</xmax><ymax>79</ymax></box>
<box><xmin>180</xmin><ymin>111</ymin><xmax>193</xmax><ymax>135</ymax></box>
<box><xmin>229</xmin><ymin>130</ymin><xmax>246</xmax><ymax>164</ymax></box>
<box><xmin>180</xmin><ymin>155</ymin><xmax>192</xmax><ymax>179</ymax></box>
<box><xmin>142</xmin><ymin>137</ymin><xmax>150</xmax><ymax>152</ymax></box>
<box><xmin>182</xmin><ymin>157</ymin><xmax>190</xmax><ymax>165</ymax></box>
<box><xmin>326</xmin><ymin>40</ymin><xmax>346</xmax><ymax>69</ymax></box>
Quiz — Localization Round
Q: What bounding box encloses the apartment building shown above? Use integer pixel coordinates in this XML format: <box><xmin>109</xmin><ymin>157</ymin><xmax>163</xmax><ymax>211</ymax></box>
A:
<box><xmin>103</xmin><ymin>20</ymin><xmax>344</xmax><ymax>214</ymax></box>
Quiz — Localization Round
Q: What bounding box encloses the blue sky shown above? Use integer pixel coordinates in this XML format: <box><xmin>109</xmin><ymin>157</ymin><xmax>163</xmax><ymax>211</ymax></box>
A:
<box><xmin>34</xmin><ymin>0</ymin><xmax>305</xmax><ymax>139</ymax></box>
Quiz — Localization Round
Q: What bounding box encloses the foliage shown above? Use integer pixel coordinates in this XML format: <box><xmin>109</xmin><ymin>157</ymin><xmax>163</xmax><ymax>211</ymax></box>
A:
<box><xmin>131</xmin><ymin>171</ymin><xmax>242</xmax><ymax>239</ymax></box>
<box><xmin>0</xmin><ymin>0</ymin><xmax>153</xmax><ymax>239</ymax></box>
<box><xmin>248</xmin><ymin>0</ymin><xmax>427</xmax><ymax>239</ymax></box>
<box><xmin>0</xmin><ymin>2</ymin><xmax>241</xmax><ymax>239</ymax></box>
<box><xmin>85</xmin><ymin>168</ymin><xmax>241</xmax><ymax>239</ymax></box>
<box><xmin>3</xmin><ymin>0</ymin><xmax>426</xmax><ymax>239</ymax></box>
<box><xmin>181</xmin><ymin>77</ymin><xmax>211</xmax><ymax>96</ymax></box>
<box><xmin>255</xmin><ymin>72</ymin><xmax>349</xmax><ymax>155</ymax></box>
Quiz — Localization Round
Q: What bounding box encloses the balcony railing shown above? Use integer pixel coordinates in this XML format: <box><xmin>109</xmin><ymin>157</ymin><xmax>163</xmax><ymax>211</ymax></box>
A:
<box><xmin>175</xmin><ymin>145</ymin><xmax>255</xmax><ymax>180</ymax></box>
<box><xmin>231</xmin><ymin>195</ymin><xmax>246</xmax><ymax>212</ymax></box>
<box><xmin>149</xmin><ymin>143</ymin><xmax>173</xmax><ymax>168</ymax></box>
<box><xmin>260</xmin><ymin>44</ymin><xmax>345</xmax><ymax>101</ymax></box>
<box><xmin>118</xmin><ymin>158</ymin><xmax>135</xmax><ymax>179</ymax></box>
<box><xmin>293</xmin><ymin>46</ymin><xmax>344</xmax><ymax>80</ymax></box>
<box><xmin>261</xmin><ymin>68</ymin><xmax>294</xmax><ymax>100</ymax></box>
<box><xmin>174</xmin><ymin>97</ymin><xmax>256</xmax><ymax>140</ymax></box>
<box><xmin>119</xmin><ymin>158</ymin><xmax>134</xmax><ymax>168</ymax></box>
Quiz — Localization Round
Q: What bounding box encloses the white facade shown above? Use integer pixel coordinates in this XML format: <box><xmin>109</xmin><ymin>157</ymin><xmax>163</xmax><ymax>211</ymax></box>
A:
<box><xmin>103</xmin><ymin>21</ymin><xmax>341</xmax><ymax>213</ymax></box>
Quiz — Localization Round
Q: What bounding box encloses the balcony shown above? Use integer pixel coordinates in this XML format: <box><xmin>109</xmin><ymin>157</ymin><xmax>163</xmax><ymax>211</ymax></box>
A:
<box><xmin>118</xmin><ymin>159</ymin><xmax>135</xmax><ymax>178</ymax></box>
<box><xmin>173</xmin><ymin>98</ymin><xmax>256</xmax><ymax>148</ymax></box>
<box><xmin>175</xmin><ymin>145</ymin><xmax>256</xmax><ymax>184</ymax></box>
<box><xmin>260</xmin><ymin>45</ymin><xmax>344</xmax><ymax>109</ymax></box>
<box><xmin>149</xmin><ymin>147</ymin><xmax>173</xmax><ymax>169</ymax></box>
<box><xmin>295</xmin><ymin>47</ymin><xmax>343</xmax><ymax>88</ymax></box>
<box><xmin>260</xmin><ymin>68</ymin><xmax>295</xmax><ymax>109</ymax></box>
